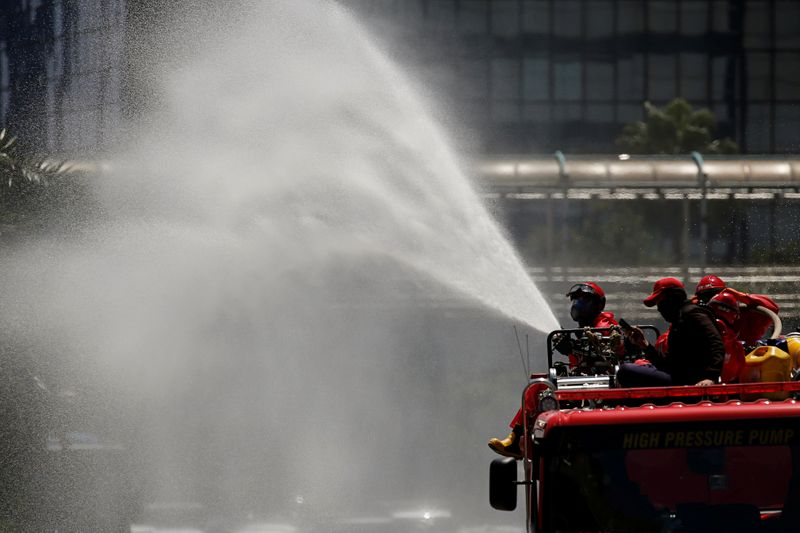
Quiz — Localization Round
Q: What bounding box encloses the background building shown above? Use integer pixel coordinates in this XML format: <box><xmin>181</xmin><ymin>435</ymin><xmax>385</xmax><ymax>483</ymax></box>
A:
<box><xmin>359</xmin><ymin>0</ymin><xmax>800</xmax><ymax>154</ymax></box>
<box><xmin>0</xmin><ymin>1</ymin><xmax>798</xmax><ymax>156</ymax></box>
<box><xmin>0</xmin><ymin>0</ymin><xmax>126</xmax><ymax>153</ymax></box>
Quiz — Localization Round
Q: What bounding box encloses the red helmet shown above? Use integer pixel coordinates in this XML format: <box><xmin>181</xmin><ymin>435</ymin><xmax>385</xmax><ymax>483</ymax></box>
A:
<box><xmin>696</xmin><ymin>275</ymin><xmax>726</xmax><ymax>295</ymax></box>
<box><xmin>708</xmin><ymin>290</ymin><xmax>740</xmax><ymax>327</ymax></box>
<box><xmin>566</xmin><ymin>281</ymin><xmax>606</xmax><ymax>309</ymax></box>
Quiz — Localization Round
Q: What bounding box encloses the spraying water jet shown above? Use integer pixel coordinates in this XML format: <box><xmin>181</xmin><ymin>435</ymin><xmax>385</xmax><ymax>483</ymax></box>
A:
<box><xmin>1</xmin><ymin>0</ymin><xmax>556</xmax><ymax>529</ymax></box>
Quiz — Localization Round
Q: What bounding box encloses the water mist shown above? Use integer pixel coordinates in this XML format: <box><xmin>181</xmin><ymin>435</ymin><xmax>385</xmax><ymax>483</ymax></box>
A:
<box><xmin>1</xmin><ymin>1</ymin><xmax>555</xmax><ymax>530</ymax></box>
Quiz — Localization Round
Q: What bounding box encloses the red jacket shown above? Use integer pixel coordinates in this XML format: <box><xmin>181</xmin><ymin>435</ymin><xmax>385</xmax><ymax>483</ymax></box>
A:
<box><xmin>734</xmin><ymin>293</ymin><xmax>780</xmax><ymax>346</ymax></box>
<box><xmin>592</xmin><ymin>311</ymin><xmax>619</xmax><ymax>329</ymax></box>
<box><xmin>717</xmin><ymin>319</ymin><xmax>746</xmax><ymax>382</ymax></box>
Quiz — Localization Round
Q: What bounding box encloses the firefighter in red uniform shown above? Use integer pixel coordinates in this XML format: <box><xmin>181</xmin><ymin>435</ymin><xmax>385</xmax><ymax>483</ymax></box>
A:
<box><xmin>488</xmin><ymin>282</ymin><xmax>617</xmax><ymax>459</ymax></box>
<box><xmin>694</xmin><ymin>274</ymin><xmax>727</xmax><ymax>304</ymax></box>
<box><xmin>707</xmin><ymin>290</ymin><xmax>746</xmax><ymax>383</ymax></box>
<box><xmin>725</xmin><ymin>289</ymin><xmax>781</xmax><ymax>347</ymax></box>
<box><xmin>693</xmin><ymin>274</ymin><xmax>780</xmax><ymax>347</ymax></box>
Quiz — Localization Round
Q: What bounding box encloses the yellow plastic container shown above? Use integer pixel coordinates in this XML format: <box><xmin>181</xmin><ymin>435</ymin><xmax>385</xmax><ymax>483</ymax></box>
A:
<box><xmin>740</xmin><ymin>345</ymin><xmax>792</xmax><ymax>400</ymax></box>
<box><xmin>786</xmin><ymin>335</ymin><xmax>800</xmax><ymax>370</ymax></box>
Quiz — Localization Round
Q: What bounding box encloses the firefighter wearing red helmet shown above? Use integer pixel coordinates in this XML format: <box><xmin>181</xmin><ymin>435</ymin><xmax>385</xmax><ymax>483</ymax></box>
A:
<box><xmin>694</xmin><ymin>274</ymin><xmax>727</xmax><ymax>304</ymax></box>
<box><xmin>724</xmin><ymin>289</ymin><xmax>781</xmax><ymax>347</ymax></box>
<box><xmin>708</xmin><ymin>290</ymin><xmax>740</xmax><ymax>329</ymax></box>
<box><xmin>565</xmin><ymin>282</ymin><xmax>617</xmax><ymax>328</ymax></box>
<box><xmin>693</xmin><ymin>274</ymin><xmax>780</xmax><ymax>346</ymax></box>
<box><xmin>488</xmin><ymin>282</ymin><xmax>617</xmax><ymax>459</ymax></box>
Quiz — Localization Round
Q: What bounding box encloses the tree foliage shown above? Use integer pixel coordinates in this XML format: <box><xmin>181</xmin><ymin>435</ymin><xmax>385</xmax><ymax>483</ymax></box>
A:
<box><xmin>616</xmin><ymin>98</ymin><xmax>739</xmax><ymax>155</ymax></box>
<box><xmin>0</xmin><ymin>129</ymin><xmax>88</xmax><ymax>239</ymax></box>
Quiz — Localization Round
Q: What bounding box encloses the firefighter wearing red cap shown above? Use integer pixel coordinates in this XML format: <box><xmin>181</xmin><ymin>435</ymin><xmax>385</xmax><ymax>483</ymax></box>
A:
<box><xmin>655</xmin><ymin>274</ymin><xmax>726</xmax><ymax>360</ymax></box>
<box><xmin>619</xmin><ymin>277</ymin><xmax>724</xmax><ymax>387</ymax></box>
<box><xmin>488</xmin><ymin>282</ymin><xmax>617</xmax><ymax>459</ymax></box>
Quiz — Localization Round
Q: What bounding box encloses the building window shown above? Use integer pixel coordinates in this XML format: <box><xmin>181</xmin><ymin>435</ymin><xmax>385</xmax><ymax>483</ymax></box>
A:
<box><xmin>680</xmin><ymin>1</ymin><xmax>708</xmax><ymax>35</ymax></box>
<box><xmin>618</xmin><ymin>103</ymin><xmax>643</xmax><ymax>123</ymax></box>
<box><xmin>648</xmin><ymin>1</ymin><xmax>677</xmax><ymax>33</ymax></box>
<box><xmin>523</xmin><ymin>102</ymin><xmax>551</xmax><ymax>122</ymax></box>
<box><xmin>78</xmin><ymin>31</ymin><xmax>106</xmax><ymax>74</ymax></box>
<box><xmin>680</xmin><ymin>54</ymin><xmax>708</xmax><ymax>101</ymax></box>
<box><xmin>428</xmin><ymin>0</ymin><xmax>456</xmax><ymax>31</ymax></box>
<box><xmin>491</xmin><ymin>58</ymin><xmax>520</xmax><ymax>122</ymax></box>
<box><xmin>586</xmin><ymin>1</ymin><xmax>613</xmax><ymax>38</ymax></box>
<box><xmin>74</xmin><ymin>71</ymin><xmax>102</xmax><ymax>108</ymax></box>
<box><xmin>491</xmin><ymin>58</ymin><xmax>520</xmax><ymax>100</ymax></box>
<box><xmin>553</xmin><ymin>103</ymin><xmax>582</xmax><ymax>122</ymax></box>
<box><xmin>553</xmin><ymin>0</ymin><xmax>581</xmax><ymax>37</ymax></box>
<box><xmin>492</xmin><ymin>101</ymin><xmax>521</xmax><ymax>122</ymax></box>
<box><xmin>776</xmin><ymin>53</ymin><xmax>800</xmax><ymax>101</ymax></box>
<box><xmin>398</xmin><ymin>0</ymin><xmax>424</xmax><ymax>23</ymax></box>
<box><xmin>522</xmin><ymin>56</ymin><xmax>549</xmax><ymax>100</ymax></box>
<box><xmin>747</xmin><ymin>53</ymin><xmax>771</xmax><ymax>100</ymax></box>
<box><xmin>711</xmin><ymin>1</ymin><xmax>730</xmax><ymax>32</ymax></box>
<box><xmin>617</xmin><ymin>0</ymin><xmax>645</xmax><ymax>34</ymax></box>
<box><xmin>586</xmin><ymin>103</ymin><xmax>614</xmax><ymax>123</ymax></box>
<box><xmin>648</xmin><ymin>55</ymin><xmax>677</xmax><ymax>101</ymax></box>
<box><xmin>711</xmin><ymin>56</ymin><xmax>731</xmax><ymax>102</ymax></box>
<box><xmin>618</xmin><ymin>54</ymin><xmax>645</xmax><ymax>102</ymax></box>
<box><xmin>492</xmin><ymin>0</ymin><xmax>520</xmax><ymax>37</ymax></box>
<box><xmin>775</xmin><ymin>104</ymin><xmax>800</xmax><ymax>152</ymax></box>
<box><xmin>776</xmin><ymin>1</ymin><xmax>800</xmax><ymax>47</ymax></box>
<box><xmin>458</xmin><ymin>0</ymin><xmax>488</xmax><ymax>34</ymax></box>
<box><xmin>462</xmin><ymin>60</ymin><xmax>489</xmax><ymax>99</ymax></box>
<box><xmin>744</xmin><ymin>1</ymin><xmax>770</xmax><ymax>49</ymax></box>
<box><xmin>713</xmin><ymin>103</ymin><xmax>731</xmax><ymax>127</ymax></box>
<box><xmin>554</xmin><ymin>58</ymin><xmax>582</xmax><ymax>101</ymax></box>
<box><xmin>522</xmin><ymin>0</ymin><xmax>549</xmax><ymax>35</ymax></box>
<box><xmin>586</xmin><ymin>61</ymin><xmax>614</xmax><ymax>100</ymax></box>
<box><xmin>746</xmin><ymin>103</ymin><xmax>772</xmax><ymax>152</ymax></box>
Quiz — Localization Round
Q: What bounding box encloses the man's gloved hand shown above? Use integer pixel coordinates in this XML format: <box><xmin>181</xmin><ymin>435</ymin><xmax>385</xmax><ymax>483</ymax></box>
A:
<box><xmin>624</xmin><ymin>326</ymin><xmax>649</xmax><ymax>349</ymax></box>
<box><xmin>553</xmin><ymin>333</ymin><xmax>573</xmax><ymax>355</ymax></box>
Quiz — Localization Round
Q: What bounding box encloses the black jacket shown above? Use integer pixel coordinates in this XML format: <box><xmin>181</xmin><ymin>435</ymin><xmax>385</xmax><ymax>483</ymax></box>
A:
<box><xmin>645</xmin><ymin>301</ymin><xmax>725</xmax><ymax>385</ymax></box>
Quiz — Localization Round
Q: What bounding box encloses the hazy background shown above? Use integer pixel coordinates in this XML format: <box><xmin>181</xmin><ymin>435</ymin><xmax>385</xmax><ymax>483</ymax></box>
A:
<box><xmin>0</xmin><ymin>1</ymin><xmax>797</xmax><ymax>531</ymax></box>
<box><xmin>0</xmin><ymin>1</ymin><xmax>555</xmax><ymax>530</ymax></box>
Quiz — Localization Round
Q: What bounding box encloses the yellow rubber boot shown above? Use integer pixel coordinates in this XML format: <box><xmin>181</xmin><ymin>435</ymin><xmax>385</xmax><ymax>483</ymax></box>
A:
<box><xmin>488</xmin><ymin>426</ymin><xmax>522</xmax><ymax>459</ymax></box>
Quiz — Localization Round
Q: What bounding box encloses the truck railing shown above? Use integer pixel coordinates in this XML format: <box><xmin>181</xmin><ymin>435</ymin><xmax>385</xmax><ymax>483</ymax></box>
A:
<box><xmin>546</xmin><ymin>325</ymin><xmax>660</xmax><ymax>369</ymax></box>
<box><xmin>553</xmin><ymin>375</ymin><xmax>612</xmax><ymax>390</ymax></box>
<box><xmin>554</xmin><ymin>380</ymin><xmax>800</xmax><ymax>402</ymax></box>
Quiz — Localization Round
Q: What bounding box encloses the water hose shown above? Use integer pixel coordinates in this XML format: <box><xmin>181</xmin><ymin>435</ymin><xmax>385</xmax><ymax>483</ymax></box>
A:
<box><xmin>754</xmin><ymin>305</ymin><xmax>782</xmax><ymax>339</ymax></box>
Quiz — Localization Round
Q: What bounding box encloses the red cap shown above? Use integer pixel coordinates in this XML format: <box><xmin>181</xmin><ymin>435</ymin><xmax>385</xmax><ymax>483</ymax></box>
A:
<box><xmin>696</xmin><ymin>275</ymin><xmax>726</xmax><ymax>295</ymax></box>
<box><xmin>643</xmin><ymin>277</ymin><xmax>685</xmax><ymax>307</ymax></box>
<box><xmin>566</xmin><ymin>281</ymin><xmax>605</xmax><ymax>300</ymax></box>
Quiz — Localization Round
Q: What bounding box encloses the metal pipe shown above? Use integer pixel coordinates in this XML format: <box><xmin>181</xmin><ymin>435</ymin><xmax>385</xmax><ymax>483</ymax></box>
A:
<box><xmin>691</xmin><ymin>151</ymin><xmax>709</xmax><ymax>270</ymax></box>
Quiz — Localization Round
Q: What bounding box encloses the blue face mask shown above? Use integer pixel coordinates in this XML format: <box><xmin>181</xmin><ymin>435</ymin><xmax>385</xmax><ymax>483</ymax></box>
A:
<box><xmin>570</xmin><ymin>297</ymin><xmax>595</xmax><ymax>323</ymax></box>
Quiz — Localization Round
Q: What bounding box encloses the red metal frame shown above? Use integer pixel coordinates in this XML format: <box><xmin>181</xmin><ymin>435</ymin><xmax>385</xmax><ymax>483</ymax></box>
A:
<box><xmin>535</xmin><ymin>397</ymin><xmax>800</xmax><ymax>429</ymax></box>
<box><xmin>521</xmin><ymin>381</ymin><xmax>800</xmax><ymax>532</ymax></box>
<box><xmin>553</xmin><ymin>381</ymin><xmax>800</xmax><ymax>403</ymax></box>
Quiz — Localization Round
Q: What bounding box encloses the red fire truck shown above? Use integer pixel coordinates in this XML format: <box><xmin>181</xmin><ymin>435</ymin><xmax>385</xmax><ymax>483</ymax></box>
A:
<box><xmin>490</xmin><ymin>326</ymin><xmax>800</xmax><ymax>533</ymax></box>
